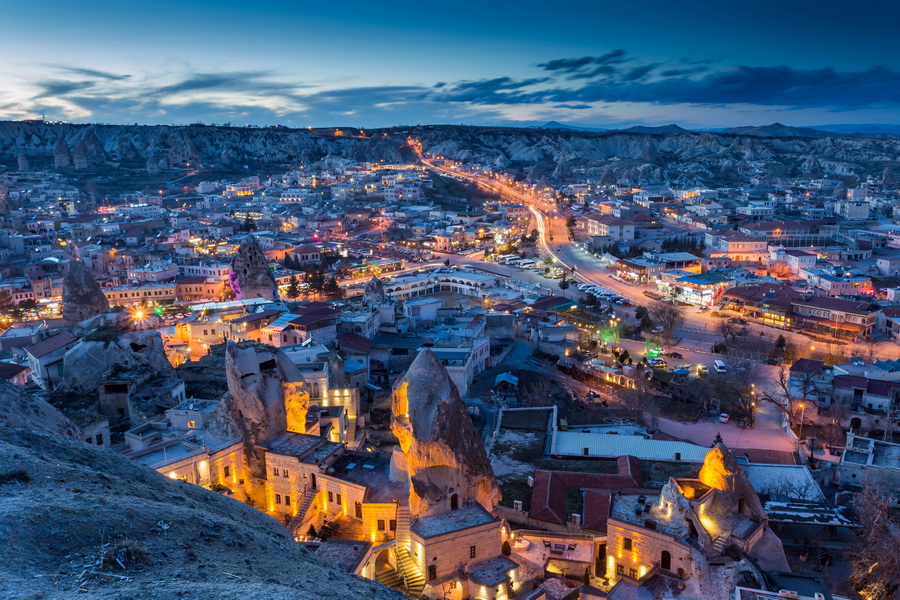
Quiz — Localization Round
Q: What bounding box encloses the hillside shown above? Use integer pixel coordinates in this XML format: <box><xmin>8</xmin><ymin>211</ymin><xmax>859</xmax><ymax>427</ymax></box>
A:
<box><xmin>2</xmin><ymin>120</ymin><xmax>899</xmax><ymax>187</ymax></box>
<box><xmin>0</xmin><ymin>383</ymin><xmax>403</xmax><ymax>600</ymax></box>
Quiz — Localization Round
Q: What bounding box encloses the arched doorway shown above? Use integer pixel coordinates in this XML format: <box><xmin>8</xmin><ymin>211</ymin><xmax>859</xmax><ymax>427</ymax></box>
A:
<box><xmin>310</xmin><ymin>473</ymin><xmax>317</xmax><ymax>489</ymax></box>
<box><xmin>850</xmin><ymin>417</ymin><xmax>862</xmax><ymax>431</ymax></box>
<box><xmin>450</xmin><ymin>493</ymin><xmax>459</xmax><ymax>510</ymax></box>
<box><xmin>661</xmin><ymin>551</ymin><xmax>671</xmax><ymax>571</ymax></box>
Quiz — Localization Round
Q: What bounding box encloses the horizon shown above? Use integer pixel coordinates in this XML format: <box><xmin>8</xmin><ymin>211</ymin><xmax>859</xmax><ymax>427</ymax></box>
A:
<box><xmin>1</xmin><ymin>0</ymin><xmax>899</xmax><ymax>129</ymax></box>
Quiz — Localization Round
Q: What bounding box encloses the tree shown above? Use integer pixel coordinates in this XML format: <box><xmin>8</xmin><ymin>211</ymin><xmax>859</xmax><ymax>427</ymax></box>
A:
<box><xmin>634</xmin><ymin>305</ymin><xmax>653</xmax><ymax>331</ymax></box>
<box><xmin>444</xmin><ymin>258</ymin><xmax>451</xmax><ymax>267</ymax></box>
<box><xmin>649</xmin><ymin>301</ymin><xmax>685</xmax><ymax>343</ymax></box>
<box><xmin>774</xmin><ymin>335</ymin><xmax>787</xmax><ymax>356</ymax></box>
<box><xmin>307</xmin><ymin>524</ymin><xmax>317</xmax><ymax>539</ymax></box>
<box><xmin>718</xmin><ymin>319</ymin><xmax>739</xmax><ymax>344</ymax></box>
<box><xmin>286</xmin><ymin>275</ymin><xmax>300</xmax><ymax>299</ymax></box>
<box><xmin>848</xmin><ymin>485</ymin><xmax>900</xmax><ymax>600</ymax></box>
<box><xmin>323</xmin><ymin>276</ymin><xmax>344</xmax><ymax>299</ymax></box>
<box><xmin>581</xmin><ymin>292</ymin><xmax>598</xmax><ymax>306</ymax></box>
<box><xmin>712</xmin><ymin>432</ymin><xmax>723</xmax><ymax>447</ymax></box>
<box><xmin>558</xmin><ymin>276</ymin><xmax>570</xmax><ymax>291</ymax></box>
<box><xmin>243</xmin><ymin>214</ymin><xmax>254</xmax><ymax>232</ymax></box>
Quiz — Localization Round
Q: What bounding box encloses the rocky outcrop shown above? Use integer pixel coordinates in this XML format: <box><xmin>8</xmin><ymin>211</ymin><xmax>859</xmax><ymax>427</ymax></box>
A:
<box><xmin>0</xmin><ymin>408</ymin><xmax>403</xmax><ymax>600</ymax></box>
<box><xmin>60</xmin><ymin>314</ymin><xmax>174</xmax><ymax>395</ymax></box>
<box><xmin>62</xmin><ymin>261</ymin><xmax>109</xmax><ymax>327</ymax></box>
<box><xmin>391</xmin><ymin>349</ymin><xmax>499</xmax><ymax>518</ymax></box>
<box><xmin>363</xmin><ymin>275</ymin><xmax>387</xmax><ymax>305</ymax></box>
<box><xmin>207</xmin><ymin>342</ymin><xmax>310</xmax><ymax>446</ymax></box>
<box><xmin>0</xmin><ymin>380</ymin><xmax>81</xmax><ymax>439</ymax></box>
<box><xmin>230</xmin><ymin>235</ymin><xmax>277</xmax><ymax>301</ymax></box>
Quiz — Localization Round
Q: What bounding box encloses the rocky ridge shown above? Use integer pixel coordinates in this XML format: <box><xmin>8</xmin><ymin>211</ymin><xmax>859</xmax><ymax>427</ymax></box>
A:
<box><xmin>0</xmin><ymin>380</ymin><xmax>402</xmax><ymax>600</ymax></box>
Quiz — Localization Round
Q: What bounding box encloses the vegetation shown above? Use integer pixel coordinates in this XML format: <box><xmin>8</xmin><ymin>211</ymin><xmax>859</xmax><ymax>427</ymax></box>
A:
<box><xmin>0</xmin><ymin>469</ymin><xmax>31</xmax><ymax>484</ymax></box>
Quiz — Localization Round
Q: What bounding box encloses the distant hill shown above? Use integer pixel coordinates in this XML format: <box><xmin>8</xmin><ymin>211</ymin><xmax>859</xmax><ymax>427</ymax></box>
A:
<box><xmin>813</xmin><ymin>123</ymin><xmax>900</xmax><ymax>137</ymax></box>
<box><xmin>541</xmin><ymin>121</ymin><xmax>607</xmax><ymax>132</ymax></box>
<box><xmin>720</xmin><ymin>122</ymin><xmax>838</xmax><ymax>138</ymax></box>
<box><xmin>619</xmin><ymin>124</ymin><xmax>689</xmax><ymax>134</ymax></box>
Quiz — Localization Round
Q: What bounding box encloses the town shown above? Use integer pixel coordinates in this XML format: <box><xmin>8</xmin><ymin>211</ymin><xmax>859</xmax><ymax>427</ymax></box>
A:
<box><xmin>1</xmin><ymin>121</ymin><xmax>899</xmax><ymax>600</ymax></box>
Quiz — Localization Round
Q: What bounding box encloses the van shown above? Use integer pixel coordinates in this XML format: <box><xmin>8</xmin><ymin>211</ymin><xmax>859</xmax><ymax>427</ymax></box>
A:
<box><xmin>713</xmin><ymin>360</ymin><xmax>727</xmax><ymax>374</ymax></box>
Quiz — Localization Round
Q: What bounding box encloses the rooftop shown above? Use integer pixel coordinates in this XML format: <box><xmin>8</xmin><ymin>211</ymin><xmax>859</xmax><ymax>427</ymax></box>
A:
<box><xmin>410</xmin><ymin>504</ymin><xmax>496</xmax><ymax>539</ymax></box>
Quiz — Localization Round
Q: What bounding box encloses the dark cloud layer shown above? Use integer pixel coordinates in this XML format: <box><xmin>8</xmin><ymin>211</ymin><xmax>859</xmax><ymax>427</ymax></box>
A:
<box><xmin>16</xmin><ymin>51</ymin><xmax>900</xmax><ymax>126</ymax></box>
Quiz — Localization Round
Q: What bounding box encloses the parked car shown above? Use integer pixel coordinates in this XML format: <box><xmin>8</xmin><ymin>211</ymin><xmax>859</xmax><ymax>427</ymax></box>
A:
<box><xmin>763</xmin><ymin>358</ymin><xmax>780</xmax><ymax>366</ymax></box>
<box><xmin>647</xmin><ymin>358</ymin><xmax>668</xmax><ymax>368</ymax></box>
<box><xmin>665</xmin><ymin>352</ymin><xmax>683</xmax><ymax>359</ymax></box>
<box><xmin>651</xmin><ymin>326</ymin><xmax>664</xmax><ymax>334</ymax></box>
<box><xmin>697</xmin><ymin>364</ymin><xmax>709</xmax><ymax>374</ymax></box>
<box><xmin>718</xmin><ymin>413</ymin><xmax>730</xmax><ymax>423</ymax></box>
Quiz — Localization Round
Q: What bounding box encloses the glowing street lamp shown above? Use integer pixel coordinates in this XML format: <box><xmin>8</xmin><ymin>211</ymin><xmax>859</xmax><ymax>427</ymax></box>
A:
<box><xmin>798</xmin><ymin>402</ymin><xmax>806</xmax><ymax>442</ymax></box>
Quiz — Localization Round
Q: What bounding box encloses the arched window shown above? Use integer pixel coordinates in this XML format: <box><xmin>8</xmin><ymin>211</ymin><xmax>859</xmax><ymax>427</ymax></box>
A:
<box><xmin>661</xmin><ymin>551</ymin><xmax>671</xmax><ymax>571</ymax></box>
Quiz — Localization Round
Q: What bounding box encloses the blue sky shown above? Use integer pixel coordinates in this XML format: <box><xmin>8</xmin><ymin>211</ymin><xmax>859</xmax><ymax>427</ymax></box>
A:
<box><xmin>2</xmin><ymin>0</ymin><xmax>899</xmax><ymax>128</ymax></box>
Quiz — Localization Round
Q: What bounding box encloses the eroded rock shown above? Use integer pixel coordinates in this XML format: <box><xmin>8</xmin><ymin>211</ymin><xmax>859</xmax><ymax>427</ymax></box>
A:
<box><xmin>62</xmin><ymin>261</ymin><xmax>109</xmax><ymax>327</ymax></box>
<box><xmin>391</xmin><ymin>348</ymin><xmax>499</xmax><ymax>517</ymax></box>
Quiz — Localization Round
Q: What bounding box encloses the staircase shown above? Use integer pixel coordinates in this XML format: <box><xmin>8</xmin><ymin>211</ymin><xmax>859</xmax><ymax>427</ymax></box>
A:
<box><xmin>395</xmin><ymin>504</ymin><xmax>412</xmax><ymax>546</ymax></box>
<box><xmin>396</xmin><ymin>546</ymin><xmax>426</xmax><ymax>597</ymax></box>
<box><xmin>376</xmin><ymin>567</ymin><xmax>404</xmax><ymax>590</ymax></box>
<box><xmin>708</xmin><ymin>535</ymin><xmax>728</xmax><ymax>557</ymax></box>
<box><xmin>287</xmin><ymin>489</ymin><xmax>318</xmax><ymax>537</ymax></box>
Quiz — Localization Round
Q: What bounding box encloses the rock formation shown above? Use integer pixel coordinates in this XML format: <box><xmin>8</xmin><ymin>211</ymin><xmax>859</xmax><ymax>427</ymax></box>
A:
<box><xmin>363</xmin><ymin>275</ymin><xmax>387</xmax><ymax>305</ymax></box>
<box><xmin>16</xmin><ymin>150</ymin><xmax>28</xmax><ymax>172</ymax></box>
<box><xmin>391</xmin><ymin>349</ymin><xmax>500</xmax><ymax>517</ymax></box>
<box><xmin>0</xmin><ymin>394</ymin><xmax>403</xmax><ymax>600</ymax></box>
<box><xmin>53</xmin><ymin>137</ymin><xmax>72</xmax><ymax>169</ymax></box>
<box><xmin>207</xmin><ymin>341</ymin><xmax>310</xmax><ymax>446</ymax></box>
<box><xmin>60</xmin><ymin>314</ymin><xmax>175</xmax><ymax>395</ymax></box>
<box><xmin>62</xmin><ymin>261</ymin><xmax>109</xmax><ymax>326</ymax></box>
<box><xmin>230</xmin><ymin>235</ymin><xmax>278</xmax><ymax>301</ymax></box>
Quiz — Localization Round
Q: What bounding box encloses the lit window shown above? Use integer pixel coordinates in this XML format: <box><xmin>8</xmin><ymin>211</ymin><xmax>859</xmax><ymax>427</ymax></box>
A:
<box><xmin>275</xmin><ymin>494</ymin><xmax>281</xmax><ymax>504</ymax></box>
<box><xmin>187</xmin><ymin>420</ymin><xmax>196</xmax><ymax>428</ymax></box>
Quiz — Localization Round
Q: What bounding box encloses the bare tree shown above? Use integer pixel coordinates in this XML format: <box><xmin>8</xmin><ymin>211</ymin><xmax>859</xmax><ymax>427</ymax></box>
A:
<box><xmin>848</xmin><ymin>485</ymin><xmax>900</xmax><ymax>600</ymax></box>
<box><xmin>521</xmin><ymin>378</ymin><xmax>553</xmax><ymax>407</ymax></box>
<box><xmin>760</xmin><ymin>474</ymin><xmax>819</xmax><ymax>501</ymax></box>
<box><xmin>649</xmin><ymin>301</ymin><xmax>685</xmax><ymax>344</ymax></box>
<box><xmin>717</xmin><ymin>319</ymin><xmax>739</xmax><ymax>344</ymax></box>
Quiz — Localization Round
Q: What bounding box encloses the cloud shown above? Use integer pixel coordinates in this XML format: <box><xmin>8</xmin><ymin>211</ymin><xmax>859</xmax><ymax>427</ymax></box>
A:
<box><xmin>55</xmin><ymin>67</ymin><xmax>131</xmax><ymax>81</ymax></box>
<box><xmin>538</xmin><ymin>49</ymin><xmax>627</xmax><ymax>72</ymax></box>
<box><xmin>7</xmin><ymin>54</ymin><xmax>900</xmax><ymax>128</ymax></box>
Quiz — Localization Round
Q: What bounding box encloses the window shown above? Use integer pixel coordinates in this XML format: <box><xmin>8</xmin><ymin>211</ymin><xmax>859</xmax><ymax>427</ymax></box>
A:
<box><xmin>187</xmin><ymin>420</ymin><xmax>196</xmax><ymax>428</ymax></box>
<box><xmin>284</xmin><ymin>495</ymin><xmax>290</xmax><ymax>506</ymax></box>
<box><xmin>283</xmin><ymin>469</ymin><xmax>289</xmax><ymax>478</ymax></box>
<box><xmin>336</xmin><ymin>493</ymin><xmax>342</xmax><ymax>505</ymax></box>
<box><xmin>273</xmin><ymin>467</ymin><xmax>280</xmax><ymax>477</ymax></box>
<box><xmin>469</xmin><ymin>546</ymin><xmax>476</xmax><ymax>559</ymax></box>
<box><xmin>355</xmin><ymin>502</ymin><xmax>363</xmax><ymax>519</ymax></box>
<box><xmin>275</xmin><ymin>494</ymin><xmax>282</xmax><ymax>505</ymax></box>
<box><xmin>629</xmin><ymin>568</ymin><xmax>637</xmax><ymax>579</ymax></box>
<box><xmin>389</xmin><ymin>519</ymin><xmax>396</xmax><ymax>531</ymax></box>
<box><xmin>328</xmin><ymin>491</ymin><xmax>334</xmax><ymax>503</ymax></box>
<box><xmin>377</xmin><ymin>519</ymin><xmax>386</xmax><ymax>531</ymax></box>
<box><xmin>623</xmin><ymin>538</ymin><xmax>633</xmax><ymax>551</ymax></box>
<box><xmin>427</xmin><ymin>565</ymin><xmax>437</xmax><ymax>580</ymax></box>
<box><xmin>616</xmin><ymin>564</ymin><xmax>624</xmax><ymax>575</ymax></box>
<box><xmin>223</xmin><ymin>466</ymin><xmax>230</xmax><ymax>478</ymax></box>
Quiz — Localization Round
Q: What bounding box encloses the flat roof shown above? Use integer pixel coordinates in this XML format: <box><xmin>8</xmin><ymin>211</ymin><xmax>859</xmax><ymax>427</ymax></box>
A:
<box><xmin>553</xmin><ymin>431</ymin><xmax>708</xmax><ymax>462</ymax></box>
<box><xmin>411</xmin><ymin>504</ymin><xmax>496</xmax><ymax>539</ymax></box>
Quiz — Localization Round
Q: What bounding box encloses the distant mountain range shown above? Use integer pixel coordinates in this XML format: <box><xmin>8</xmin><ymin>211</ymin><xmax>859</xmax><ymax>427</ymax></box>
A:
<box><xmin>540</xmin><ymin>120</ymin><xmax>900</xmax><ymax>139</ymax></box>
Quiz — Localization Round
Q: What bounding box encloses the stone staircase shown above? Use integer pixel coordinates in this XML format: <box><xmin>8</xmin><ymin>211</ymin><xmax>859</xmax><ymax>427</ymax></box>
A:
<box><xmin>287</xmin><ymin>488</ymin><xmax>318</xmax><ymax>537</ymax></box>
<box><xmin>396</xmin><ymin>546</ymin><xmax>426</xmax><ymax>597</ymax></box>
<box><xmin>376</xmin><ymin>567</ymin><xmax>404</xmax><ymax>590</ymax></box>
<box><xmin>707</xmin><ymin>535</ymin><xmax>728</xmax><ymax>557</ymax></box>
<box><xmin>395</xmin><ymin>504</ymin><xmax>412</xmax><ymax>546</ymax></box>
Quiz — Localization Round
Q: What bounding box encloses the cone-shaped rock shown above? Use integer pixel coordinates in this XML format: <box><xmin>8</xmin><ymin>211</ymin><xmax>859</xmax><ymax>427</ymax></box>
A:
<box><xmin>391</xmin><ymin>348</ymin><xmax>500</xmax><ymax>517</ymax></box>
<box><xmin>230</xmin><ymin>235</ymin><xmax>278</xmax><ymax>301</ymax></box>
<box><xmin>62</xmin><ymin>261</ymin><xmax>109</xmax><ymax>326</ymax></box>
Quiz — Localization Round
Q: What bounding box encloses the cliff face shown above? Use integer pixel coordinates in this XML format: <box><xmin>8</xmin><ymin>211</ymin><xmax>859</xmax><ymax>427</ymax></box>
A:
<box><xmin>0</xmin><ymin>405</ymin><xmax>403</xmax><ymax>600</ymax></box>
<box><xmin>391</xmin><ymin>349</ymin><xmax>499</xmax><ymax>518</ymax></box>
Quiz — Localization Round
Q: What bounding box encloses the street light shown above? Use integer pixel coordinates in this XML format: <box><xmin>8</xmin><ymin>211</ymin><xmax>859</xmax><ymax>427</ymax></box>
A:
<box><xmin>798</xmin><ymin>402</ymin><xmax>806</xmax><ymax>442</ymax></box>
